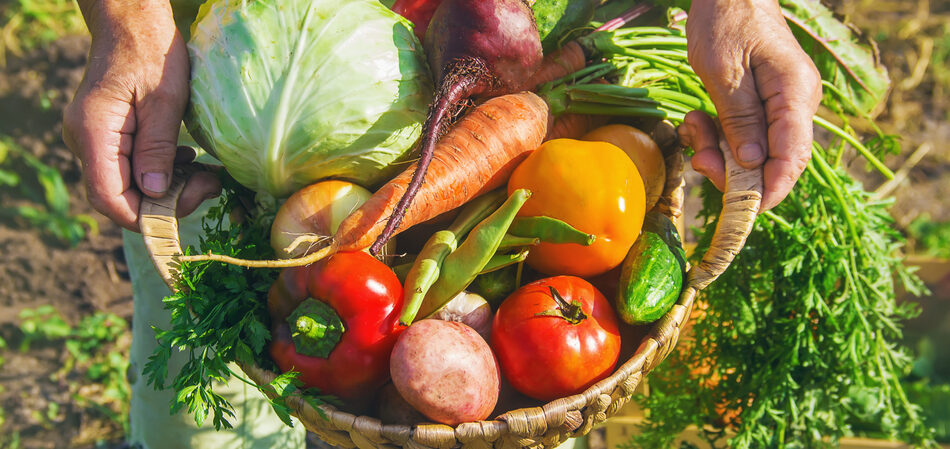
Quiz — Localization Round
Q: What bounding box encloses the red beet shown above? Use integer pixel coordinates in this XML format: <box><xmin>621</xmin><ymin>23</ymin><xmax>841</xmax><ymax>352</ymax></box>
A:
<box><xmin>369</xmin><ymin>0</ymin><xmax>542</xmax><ymax>254</ymax></box>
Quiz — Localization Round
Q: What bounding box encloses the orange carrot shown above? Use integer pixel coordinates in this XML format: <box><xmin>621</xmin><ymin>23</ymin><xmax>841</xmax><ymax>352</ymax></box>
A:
<box><xmin>546</xmin><ymin>113</ymin><xmax>609</xmax><ymax>140</ymax></box>
<box><xmin>523</xmin><ymin>41</ymin><xmax>588</xmax><ymax>91</ymax></box>
<box><xmin>335</xmin><ymin>91</ymin><xmax>551</xmax><ymax>252</ymax></box>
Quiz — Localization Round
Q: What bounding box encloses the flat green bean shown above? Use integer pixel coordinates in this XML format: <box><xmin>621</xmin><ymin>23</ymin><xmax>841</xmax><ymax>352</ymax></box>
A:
<box><xmin>478</xmin><ymin>248</ymin><xmax>530</xmax><ymax>275</ymax></box>
<box><xmin>398</xmin><ymin>190</ymin><xmax>506</xmax><ymax>325</ymax></box>
<box><xmin>508</xmin><ymin>215</ymin><xmax>595</xmax><ymax>246</ymax></box>
<box><xmin>497</xmin><ymin>234</ymin><xmax>540</xmax><ymax>250</ymax></box>
<box><xmin>417</xmin><ymin>189</ymin><xmax>531</xmax><ymax>318</ymax></box>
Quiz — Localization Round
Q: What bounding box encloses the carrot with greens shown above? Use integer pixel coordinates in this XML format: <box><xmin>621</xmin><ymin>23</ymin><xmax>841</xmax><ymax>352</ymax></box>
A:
<box><xmin>523</xmin><ymin>4</ymin><xmax>654</xmax><ymax>91</ymax></box>
<box><xmin>524</xmin><ymin>40</ymin><xmax>588</xmax><ymax>91</ymax></box>
<box><xmin>369</xmin><ymin>0</ymin><xmax>544</xmax><ymax>254</ymax></box>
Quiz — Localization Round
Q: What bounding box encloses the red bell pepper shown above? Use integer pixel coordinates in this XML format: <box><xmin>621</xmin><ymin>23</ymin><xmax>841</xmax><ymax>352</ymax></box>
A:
<box><xmin>267</xmin><ymin>251</ymin><xmax>404</xmax><ymax>401</ymax></box>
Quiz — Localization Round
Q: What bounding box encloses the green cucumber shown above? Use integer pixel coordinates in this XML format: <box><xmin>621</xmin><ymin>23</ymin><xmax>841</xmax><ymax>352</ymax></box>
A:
<box><xmin>616</xmin><ymin>211</ymin><xmax>687</xmax><ymax>325</ymax></box>
<box><xmin>532</xmin><ymin>0</ymin><xmax>597</xmax><ymax>54</ymax></box>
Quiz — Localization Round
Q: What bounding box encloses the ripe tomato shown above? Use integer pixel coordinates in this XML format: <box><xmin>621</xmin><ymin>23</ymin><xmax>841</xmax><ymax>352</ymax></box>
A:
<box><xmin>507</xmin><ymin>138</ymin><xmax>645</xmax><ymax>277</ymax></box>
<box><xmin>490</xmin><ymin>276</ymin><xmax>621</xmax><ymax>401</ymax></box>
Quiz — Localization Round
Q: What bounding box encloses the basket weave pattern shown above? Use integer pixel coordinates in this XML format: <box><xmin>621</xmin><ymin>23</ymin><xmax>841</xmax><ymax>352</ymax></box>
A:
<box><xmin>140</xmin><ymin>137</ymin><xmax>762</xmax><ymax>449</ymax></box>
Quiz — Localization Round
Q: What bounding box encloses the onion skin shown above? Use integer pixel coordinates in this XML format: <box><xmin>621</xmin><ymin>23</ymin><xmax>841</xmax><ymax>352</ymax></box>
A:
<box><xmin>431</xmin><ymin>291</ymin><xmax>492</xmax><ymax>340</ymax></box>
<box><xmin>271</xmin><ymin>180</ymin><xmax>371</xmax><ymax>258</ymax></box>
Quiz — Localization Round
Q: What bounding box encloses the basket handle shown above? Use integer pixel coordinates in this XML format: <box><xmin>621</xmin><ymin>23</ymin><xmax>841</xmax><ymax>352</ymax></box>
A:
<box><xmin>140</xmin><ymin>164</ymin><xmax>203</xmax><ymax>291</ymax></box>
<box><xmin>687</xmin><ymin>137</ymin><xmax>764</xmax><ymax>291</ymax></box>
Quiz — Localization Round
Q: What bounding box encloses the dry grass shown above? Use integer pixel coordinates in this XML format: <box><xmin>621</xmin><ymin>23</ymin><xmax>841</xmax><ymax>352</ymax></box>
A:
<box><xmin>836</xmin><ymin>0</ymin><xmax>950</xmax><ymax>226</ymax></box>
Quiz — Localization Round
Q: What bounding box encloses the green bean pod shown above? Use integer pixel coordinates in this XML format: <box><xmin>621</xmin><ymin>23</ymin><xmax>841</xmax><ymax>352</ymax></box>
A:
<box><xmin>478</xmin><ymin>248</ymin><xmax>530</xmax><ymax>275</ymax></box>
<box><xmin>398</xmin><ymin>190</ymin><xmax>506</xmax><ymax>325</ymax></box>
<box><xmin>497</xmin><ymin>234</ymin><xmax>540</xmax><ymax>250</ymax></box>
<box><xmin>391</xmin><ymin>261</ymin><xmax>414</xmax><ymax>283</ymax></box>
<box><xmin>417</xmin><ymin>189</ymin><xmax>532</xmax><ymax>318</ymax></box>
<box><xmin>508</xmin><ymin>215</ymin><xmax>596</xmax><ymax>245</ymax></box>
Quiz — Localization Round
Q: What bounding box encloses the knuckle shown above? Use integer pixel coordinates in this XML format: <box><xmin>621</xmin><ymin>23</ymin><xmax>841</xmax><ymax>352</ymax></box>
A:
<box><xmin>719</xmin><ymin>107</ymin><xmax>763</xmax><ymax>134</ymax></box>
<box><xmin>149</xmin><ymin>78</ymin><xmax>188</xmax><ymax>99</ymax></box>
<box><xmin>778</xmin><ymin>147</ymin><xmax>812</xmax><ymax>183</ymax></box>
<box><xmin>132</xmin><ymin>143</ymin><xmax>178</xmax><ymax>172</ymax></box>
<box><xmin>134</xmin><ymin>139</ymin><xmax>179</xmax><ymax>159</ymax></box>
<box><xmin>789</xmin><ymin>53</ymin><xmax>823</xmax><ymax>103</ymax></box>
<box><xmin>793</xmin><ymin>149</ymin><xmax>811</xmax><ymax>173</ymax></box>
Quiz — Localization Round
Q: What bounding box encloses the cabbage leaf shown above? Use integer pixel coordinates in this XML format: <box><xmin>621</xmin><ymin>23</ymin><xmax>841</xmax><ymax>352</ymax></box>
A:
<box><xmin>186</xmin><ymin>0</ymin><xmax>432</xmax><ymax>196</ymax></box>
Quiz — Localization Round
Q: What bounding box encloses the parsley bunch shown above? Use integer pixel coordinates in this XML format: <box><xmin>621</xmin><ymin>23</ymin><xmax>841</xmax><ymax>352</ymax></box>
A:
<box><xmin>142</xmin><ymin>184</ymin><xmax>335</xmax><ymax>429</ymax></box>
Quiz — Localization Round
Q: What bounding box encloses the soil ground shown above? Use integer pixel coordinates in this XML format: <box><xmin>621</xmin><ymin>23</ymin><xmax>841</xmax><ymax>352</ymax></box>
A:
<box><xmin>0</xmin><ymin>1</ymin><xmax>948</xmax><ymax>448</ymax></box>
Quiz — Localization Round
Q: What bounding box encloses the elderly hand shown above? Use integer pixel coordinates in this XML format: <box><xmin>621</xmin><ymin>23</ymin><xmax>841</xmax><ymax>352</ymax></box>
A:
<box><xmin>63</xmin><ymin>0</ymin><xmax>220</xmax><ymax>231</ymax></box>
<box><xmin>679</xmin><ymin>0</ymin><xmax>822</xmax><ymax>210</ymax></box>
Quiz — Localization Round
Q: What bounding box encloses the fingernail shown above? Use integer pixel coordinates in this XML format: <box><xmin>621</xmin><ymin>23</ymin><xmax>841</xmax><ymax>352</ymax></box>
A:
<box><xmin>205</xmin><ymin>192</ymin><xmax>220</xmax><ymax>201</ymax></box>
<box><xmin>737</xmin><ymin>143</ymin><xmax>764</xmax><ymax>163</ymax></box>
<box><xmin>142</xmin><ymin>172</ymin><xmax>168</xmax><ymax>193</ymax></box>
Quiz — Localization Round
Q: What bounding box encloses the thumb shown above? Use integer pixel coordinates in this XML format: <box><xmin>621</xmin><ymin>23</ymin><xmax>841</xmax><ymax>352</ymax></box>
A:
<box><xmin>713</xmin><ymin>71</ymin><xmax>769</xmax><ymax>170</ymax></box>
<box><xmin>132</xmin><ymin>86</ymin><xmax>189</xmax><ymax>198</ymax></box>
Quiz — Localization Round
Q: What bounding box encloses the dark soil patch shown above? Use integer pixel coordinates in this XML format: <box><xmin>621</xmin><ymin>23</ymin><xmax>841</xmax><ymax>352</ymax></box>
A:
<box><xmin>0</xmin><ymin>35</ymin><xmax>133</xmax><ymax>449</ymax></box>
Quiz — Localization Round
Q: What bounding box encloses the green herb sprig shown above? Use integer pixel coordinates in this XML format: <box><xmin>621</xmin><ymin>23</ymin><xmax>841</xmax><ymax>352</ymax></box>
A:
<box><xmin>633</xmin><ymin>154</ymin><xmax>933</xmax><ymax>447</ymax></box>
<box><xmin>142</xmin><ymin>181</ymin><xmax>337</xmax><ymax>429</ymax></box>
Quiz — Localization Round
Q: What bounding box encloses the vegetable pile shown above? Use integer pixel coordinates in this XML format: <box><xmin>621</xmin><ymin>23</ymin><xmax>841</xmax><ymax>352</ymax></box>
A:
<box><xmin>142</xmin><ymin>0</ymin><xmax>935</xmax><ymax>446</ymax></box>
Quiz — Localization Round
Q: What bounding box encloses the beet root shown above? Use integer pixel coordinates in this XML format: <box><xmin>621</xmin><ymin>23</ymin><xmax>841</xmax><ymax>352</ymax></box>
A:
<box><xmin>369</xmin><ymin>0</ymin><xmax>543</xmax><ymax>255</ymax></box>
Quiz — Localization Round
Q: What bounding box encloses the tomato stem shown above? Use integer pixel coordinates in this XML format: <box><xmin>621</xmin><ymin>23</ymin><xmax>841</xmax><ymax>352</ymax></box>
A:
<box><xmin>535</xmin><ymin>286</ymin><xmax>587</xmax><ymax>325</ymax></box>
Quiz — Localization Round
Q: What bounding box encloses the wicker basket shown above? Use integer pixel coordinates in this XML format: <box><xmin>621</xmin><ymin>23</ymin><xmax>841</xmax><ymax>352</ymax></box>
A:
<box><xmin>140</xmin><ymin>136</ymin><xmax>762</xmax><ymax>449</ymax></box>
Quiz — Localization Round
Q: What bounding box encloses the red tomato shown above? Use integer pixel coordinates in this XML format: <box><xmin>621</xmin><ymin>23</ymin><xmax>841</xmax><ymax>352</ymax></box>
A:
<box><xmin>490</xmin><ymin>276</ymin><xmax>621</xmax><ymax>401</ymax></box>
<box><xmin>268</xmin><ymin>251</ymin><xmax>404</xmax><ymax>400</ymax></box>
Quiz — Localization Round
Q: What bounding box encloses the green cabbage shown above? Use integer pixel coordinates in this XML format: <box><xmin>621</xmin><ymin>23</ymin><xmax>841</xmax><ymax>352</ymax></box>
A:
<box><xmin>185</xmin><ymin>0</ymin><xmax>432</xmax><ymax>197</ymax></box>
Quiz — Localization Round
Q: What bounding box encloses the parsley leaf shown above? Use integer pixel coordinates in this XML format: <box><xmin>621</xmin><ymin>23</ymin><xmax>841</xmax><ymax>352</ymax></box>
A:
<box><xmin>141</xmin><ymin>181</ymin><xmax>335</xmax><ymax>429</ymax></box>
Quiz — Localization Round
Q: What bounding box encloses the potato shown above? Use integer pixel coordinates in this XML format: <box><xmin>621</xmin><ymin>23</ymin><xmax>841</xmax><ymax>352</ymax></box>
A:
<box><xmin>390</xmin><ymin>319</ymin><xmax>500</xmax><ymax>425</ymax></box>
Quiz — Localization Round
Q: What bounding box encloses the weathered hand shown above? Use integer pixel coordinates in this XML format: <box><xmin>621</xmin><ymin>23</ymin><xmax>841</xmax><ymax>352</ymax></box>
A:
<box><xmin>63</xmin><ymin>0</ymin><xmax>219</xmax><ymax>231</ymax></box>
<box><xmin>680</xmin><ymin>0</ymin><xmax>821</xmax><ymax>210</ymax></box>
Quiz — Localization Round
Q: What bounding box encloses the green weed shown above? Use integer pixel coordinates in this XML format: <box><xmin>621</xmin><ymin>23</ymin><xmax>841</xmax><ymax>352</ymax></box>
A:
<box><xmin>0</xmin><ymin>137</ymin><xmax>98</xmax><ymax>247</ymax></box>
<box><xmin>16</xmin><ymin>306</ymin><xmax>131</xmax><ymax>433</ymax></box>
<box><xmin>0</xmin><ymin>335</ymin><xmax>6</xmax><ymax>370</ymax></box>
<box><xmin>907</xmin><ymin>214</ymin><xmax>950</xmax><ymax>259</ymax></box>
<box><xmin>0</xmin><ymin>0</ymin><xmax>85</xmax><ymax>66</ymax></box>
<box><xmin>0</xmin><ymin>431</ymin><xmax>21</xmax><ymax>449</ymax></box>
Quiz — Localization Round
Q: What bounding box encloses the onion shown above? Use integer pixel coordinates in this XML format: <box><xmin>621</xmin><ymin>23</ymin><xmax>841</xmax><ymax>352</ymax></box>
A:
<box><xmin>431</xmin><ymin>291</ymin><xmax>492</xmax><ymax>340</ymax></box>
<box><xmin>270</xmin><ymin>180</ymin><xmax>371</xmax><ymax>258</ymax></box>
